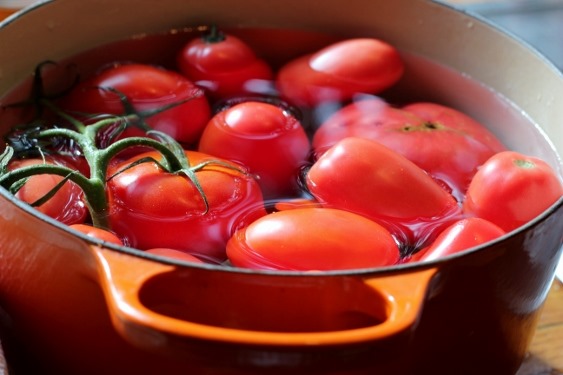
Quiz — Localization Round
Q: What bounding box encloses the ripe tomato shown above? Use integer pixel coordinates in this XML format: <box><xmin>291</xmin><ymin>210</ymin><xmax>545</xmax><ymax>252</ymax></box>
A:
<box><xmin>276</xmin><ymin>38</ymin><xmax>404</xmax><ymax>107</ymax></box>
<box><xmin>463</xmin><ymin>151</ymin><xmax>563</xmax><ymax>232</ymax></box>
<box><xmin>144</xmin><ymin>248</ymin><xmax>206</xmax><ymax>263</ymax></box>
<box><xmin>177</xmin><ymin>28</ymin><xmax>274</xmax><ymax>100</ymax></box>
<box><xmin>8</xmin><ymin>157</ymin><xmax>88</xmax><ymax>225</ymax></box>
<box><xmin>305</xmin><ymin>137</ymin><xmax>460</xmax><ymax>245</ymax></box>
<box><xmin>312</xmin><ymin>99</ymin><xmax>507</xmax><ymax>197</ymax></box>
<box><xmin>407</xmin><ymin>218</ymin><xmax>505</xmax><ymax>262</ymax></box>
<box><xmin>106</xmin><ymin>150</ymin><xmax>266</xmax><ymax>262</ymax></box>
<box><xmin>226</xmin><ymin>207</ymin><xmax>399</xmax><ymax>271</ymax></box>
<box><xmin>69</xmin><ymin>224</ymin><xmax>124</xmax><ymax>246</ymax></box>
<box><xmin>198</xmin><ymin>101</ymin><xmax>310</xmax><ymax>198</ymax></box>
<box><xmin>61</xmin><ymin>63</ymin><xmax>211</xmax><ymax>145</ymax></box>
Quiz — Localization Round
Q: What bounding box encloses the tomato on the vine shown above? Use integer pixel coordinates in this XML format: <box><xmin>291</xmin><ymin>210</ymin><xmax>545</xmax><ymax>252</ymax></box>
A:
<box><xmin>177</xmin><ymin>27</ymin><xmax>274</xmax><ymax>100</ymax></box>
<box><xmin>312</xmin><ymin>100</ymin><xmax>507</xmax><ymax>197</ymax></box>
<box><xmin>8</xmin><ymin>157</ymin><xmax>88</xmax><ymax>225</ymax></box>
<box><xmin>61</xmin><ymin>63</ymin><xmax>211</xmax><ymax>145</ymax></box>
<box><xmin>198</xmin><ymin>101</ymin><xmax>310</xmax><ymax>198</ymax></box>
<box><xmin>106</xmin><ymin>150</ymin><xmax>266</xmax><ymax>262</ymax></box>
<box><xmin>463</xmin><ymin>151</ymin><xmax>563</xmax><ymax>232</ymax></box>
<box><xmin>227</xmin><ymin>207</ymin><xmax>399</xmax><ymax>271</ymax></box>
<box><xmin>276</xmin><ymin>38</ymin><xmax>404</xmax><ymax>107</ymax></box>
<box><xmin>305</xmin><ymin>137</ymin><xmax>460</xmax><ymax>245</ymax></box>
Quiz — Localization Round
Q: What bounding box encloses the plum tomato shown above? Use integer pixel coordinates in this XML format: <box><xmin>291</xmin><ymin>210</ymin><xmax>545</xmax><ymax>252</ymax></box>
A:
<box><xmin>8</xmin><ymin>157</ymin><xmax>88</xmax><ymax>225</ymax></box>
<box><xmin>226</xmin><ymin>207</ymin><xmax>400</xmax><ymax>271</ymax></box>
<box><xmin>305</xmin><ymin>137</ymin><xmax>460</xmax><ymax>244</ymax></box>
<box><xmin>312</xmin><ymin>99</ymin><xmax>507</xmax><ymax>197</ymax></box>
<box><xmin>69</xmin><ymin>224</ymin><xmax>124</xmax><ymax>246</ymax></box>
<box><xmin>144</xmin><ymin>248</ymin><xmax>206</xmax><ymax>263</ymax></box>
<box><xmin>198</xmin><ymin>101</ymin><xmax>310</xmax><ymax>198</ymax></box>
<box><xmin>276</xmin><ymin>38</ymin><xmax>404</xmax><ymax>107</ymax></box>
<box><xmin>106</xmin><ymin>149</ymin><xmax>266</xmax><ymax>262</ymax></box>
<box><xmin>61</xmin><ymin>63</ymin><xmax>211</xmax><ymax>145</ymax></box>
<box><xmin>463</xmin><ymin>151</ymin><xmax>563</xmax><ymax>232</ymax></box>
<box><xmin>407</xmin><ymin>218</ymin><xmax>505</xmax><ymax>262</ymax></box>
<box><xmin>177</xmin><ymin>27</ymin><xmax>274</xmax><ymax>100</ymax></box>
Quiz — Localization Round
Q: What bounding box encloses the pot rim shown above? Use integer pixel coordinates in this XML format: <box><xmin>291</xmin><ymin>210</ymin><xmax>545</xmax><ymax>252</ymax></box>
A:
<box><xmin>1</xmin><ymin>0</ymin><xmax>562</xmax><ymax>277</ymax></box>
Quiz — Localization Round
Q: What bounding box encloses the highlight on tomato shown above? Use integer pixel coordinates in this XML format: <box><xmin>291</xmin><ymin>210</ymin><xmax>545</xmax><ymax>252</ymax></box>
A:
<box><xmin>226</xmin><ymin>207</ymin><xmax>400</xmax><ymax>271</ymax></box>
<box><xmin>276</xmin><ymin>38</ymin><xmax>404</xmax><ymax>107</ymax></box>
<box><xmin>61</xmin><ymin>63</ymin><xmax>212</xmax><ymax>145</ymax></box>
<box><xmin>106</xmin><ymin>149</ymin><xmax>267</xmax><ymax>262</ymax></box>
<box><xmin>177</xmin><ymin>26</ymin><xmax>274</xmax><ymax>100</ymax></box>
<box><xmin>198</xmin><ymin>100</ymin><xmax>310</xmax><ymax>198</ymax></box>
<box><xmin>463</xmin><ymin>151</ymin><xmax>563</xmax><ymax>232</ymax></box>
<box><xmin>312</xmin><ymin>99</ymin><xmax>507</xmax><ymax>197</ymax></box>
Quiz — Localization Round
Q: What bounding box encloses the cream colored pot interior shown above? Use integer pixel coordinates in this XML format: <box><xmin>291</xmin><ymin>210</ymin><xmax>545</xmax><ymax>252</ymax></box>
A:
<box><xmin>1</xmin><ymin>0</ymin><xmax>562</xmax><ymax>168</ymax></box>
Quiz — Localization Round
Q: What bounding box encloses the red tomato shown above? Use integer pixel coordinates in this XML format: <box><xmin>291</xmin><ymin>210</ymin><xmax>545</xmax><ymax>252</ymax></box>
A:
<box><xmin>177</xmin><ymin>28</ymin><xmax>274</xmax><ymax>100</ymax></box>
<box><xmin>69</xmin><ymin>224</ymin><xmax>124</xmax><ymax>246</ymax></box>
<box><xmin>61</xmin><ymin>63</ymin><xmax>211</xmax><ymax>145</ymax></box>
<box><xmin>198</xmin><ymin>101</ymin><xmax>310</xmax><ymax>198</ymax></box>
<box><xmin>106</xmin><ymin>150</ymin><xmax>266</xmax><ymax>262</ymax></box>
<box><xmin>226</xmin><ymin>207</ymin><xmax>399</xmax><ymax>271</ymax></box>
<box><xmin>463</xmin><ymin>151</ymin><xmax>563</xmax><ymax>232</ymax></box>
<box><xmin>305</xmin><ymin>137</ymin><xmax>460</xmax><ymax>244</ymax></box>
<box><xmin>144</xmin><ymin>248</ymin><xmax>206</xmax><ymax>263</ymax></box>
<box><xmin>8</xmin><ymin>157</ymin><xmax>88</xmax><ymax>225</ymax></box>
<box><xmin>276</xmin><ymin>38</ymin><xmax>404</xmax><ymax>107</ymax></box>
<box><xmin>408</xmin><ymin>218</ymin><xmax>505</xmax><ymax>262</ymax></box>
<box><xmin>312</xmin><ymin>100</ymin><xmax>507</xmax><ymax>197</ymax></box>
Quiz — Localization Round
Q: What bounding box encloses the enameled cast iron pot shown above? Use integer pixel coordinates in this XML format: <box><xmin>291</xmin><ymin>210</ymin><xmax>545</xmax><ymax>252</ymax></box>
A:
<box><xmin>0</xmin><ymin>0</ymin><xmax>562</xmax><ymax>374</ymax></box>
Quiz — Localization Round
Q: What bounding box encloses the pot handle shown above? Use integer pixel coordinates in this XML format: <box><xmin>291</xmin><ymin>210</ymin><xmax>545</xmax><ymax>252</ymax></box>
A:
<box><xmin>92</xmin><ymin>246</ymin><xmax>437</xmax><ymax>348</ymax></box>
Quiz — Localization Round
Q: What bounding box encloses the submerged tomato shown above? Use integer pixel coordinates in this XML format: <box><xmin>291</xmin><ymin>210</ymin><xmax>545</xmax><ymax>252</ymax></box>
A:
<box><xmin>69</xmin><ymin>224</ymin><xmax>124</xmax><ymax>246</ymax></box>
<box><xmin>306</xmin><ymin>137</ymin><xmax>460</xmax><ymax>245</ymax></box>
<box><xmin>313</xmin><ymin>100</ymin><xmax>507</xmax><ymax>197</ymax></box>
<box><xmin>107</xmin><ymin>150</ymin><xmax>266</xmax><ymax>262</ymax></box>
<box><xmin>463</xmin><ymin>151</ymin><xmax>563</xmax><ymax>232</ymax></box>
<box><xmin>61</xmin><ymin>63</ymin><xmax>211</xmax><ymax>145</ymax></box>
<box><xmin>227</xmin><ymin>207</ymin><xmax>399</xmax><ymax>271</ymax></box>
<box><xmin>8</xmin><ymin>157</ymin><xmax>88</xmax><ymax>225</ymax></box>
<box><xmin>177</xmin><ymin>28</ymin><xmax>274</xmax><ymax>100</ymax></box>
<box><xmin>198</xmin><ymin>101</ymin><xmax>310</xmax><ymax>198</ymax></box>
<box><xmin>144</xmin><ymin>248</ymin><xmax>206</xmax><ymax>263</ymax></box>
<box><xmin>276</xmin><ymin>38</ymin><xmax>404</xmax><ymax>107</ymax></box>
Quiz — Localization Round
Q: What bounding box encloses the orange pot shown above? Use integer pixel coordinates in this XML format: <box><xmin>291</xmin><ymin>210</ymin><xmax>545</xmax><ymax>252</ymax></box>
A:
<box><xmin>0</xmin><ymin>1</ymin><xmax>562</xmax><ymax>374</ymax></box>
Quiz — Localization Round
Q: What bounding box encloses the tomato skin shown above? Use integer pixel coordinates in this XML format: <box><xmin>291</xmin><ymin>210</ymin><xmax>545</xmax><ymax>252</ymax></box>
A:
<box><xmin>408</xmin><ymin>218</ymin><xmax>505</xmax><ymax>262</ymax></box>
<box><xmin>9</xmin><ymin>157</ymin><xmax>88</xmax><ymax>225</ymax></box>
<box><xmin>62</xmin><ymin>63</ymin><xmax>211</xmax><ymax>145</ymax></box>
<box><xmin>144</xmin><ymin>248</ymin><xmax>206</xmax><ymax>263</ymax></box>
<box><xmin>106</xmin><ymin>150</ymin><xmax>266</xmax><ymax>262</ymax></box>
<box><xmin>312</xmin><ymin>100</ymin><xmax>506</xmax><ymax>196</ymax></box>
<box><xmin>69</xmin><ymin>224</ymin><xmax>124</xmax><ymax>246</ymax></box>
<box><xmin>226</xmin><ymin>207</ymin><xmax>399</xmax><ymax>271</ymax></box>
<box><xmin>198</xmin><ymin>101</ymin><xmax>310</xmax><ymax>198</ymax></box>
<box><xmin>177</xmin><ymin>33</ymin><xmax>274</xmax><ymax>100</ymax></box>
<box><xmin>276</xmin><ymin>38</ymin><xmax>404</xmax><ymax>107</ymax></box>
<box><xmin>463</xmin><ymin>151</ymin><xmax>563</xmax><ymax>232</ymax></box>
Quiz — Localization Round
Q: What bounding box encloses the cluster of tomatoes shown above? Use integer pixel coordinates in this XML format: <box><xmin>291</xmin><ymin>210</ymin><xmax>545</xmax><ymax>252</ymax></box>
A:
<box><xmin>3</xmin><ymin>27</ymin><xmax>562</xmax><ymax>270</ymax></box>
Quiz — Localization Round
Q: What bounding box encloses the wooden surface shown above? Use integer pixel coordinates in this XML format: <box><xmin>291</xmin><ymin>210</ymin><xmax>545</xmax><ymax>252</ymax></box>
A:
<box><xmin>516</xmin><ymin>280</ymin><xmax>563</xmax><ymax>375</ymax></box>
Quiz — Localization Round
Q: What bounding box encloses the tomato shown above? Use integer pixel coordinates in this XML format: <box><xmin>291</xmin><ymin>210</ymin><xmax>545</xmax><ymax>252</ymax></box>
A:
<box><xmin>276</xmin><ymin>38</ymin><xmax>404</xmax><ymax>107</ymax></box>
<box><xmin>69</xmin><ymin>223</ymin><xmax>124</xmax><ymax>246</ymax></box>
<box><xmin>61</xmin><ymin>63</ymin><xmax>211</xmax><ymax>145</ymax></box>
<box><xmin>106</xmin><ymin>150</ymin><xmax>266</xmax><ymax>262</ymax></box>
<box><xmin>8</xmin><ymin>157</ymin><xmax>88</xmax><ymax>225</ymax></box>
<box><xmin>177</xmin><ymin>28</ymin><xmax>274</xmax><ymax>100</ymax></box>
<box><xmin>312</xmin><ymin>100</ymin><xmax>507</xmax><ymax>197</ymax></box>
<box><xmin>463</xmin><ymin>151</ymin><xmax>563</xmax><ymax>232</ymax></box>
<box><xmin>226</xmin><ymin>207</ymin><xmax>399</xmax><ymax>271</ymax></box>
<box><xmin>198</xmin><ymin>101</ymin><xmax>310</xmax><ymax>198</ymax></box>
<box><xmin>144</xmin><ymin>248</ymin><xmax>206</xmax><ymax>263</ymax></box>
<box><xmin>407</xmin><ymin>218</ymin><xmax>505</xmax><ymax>262</ymax></box>
<box><xmin>305</xmin><ymin>137</ymin><xmax>460</xmax><ymax>245</ymax></box>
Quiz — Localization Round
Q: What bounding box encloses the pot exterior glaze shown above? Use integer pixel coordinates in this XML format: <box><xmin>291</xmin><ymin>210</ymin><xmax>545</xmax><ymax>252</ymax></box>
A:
<box><xmin>1</xmin><ymin>1</ymin><xmax>562</xmax><ymax>374</ymax></box>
